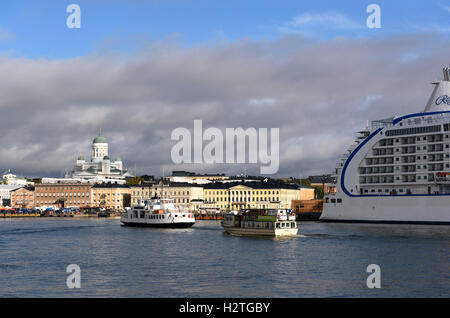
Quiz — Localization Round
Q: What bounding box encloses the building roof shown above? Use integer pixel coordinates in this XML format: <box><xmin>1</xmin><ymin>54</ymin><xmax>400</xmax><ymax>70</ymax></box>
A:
<box><xmin>203</xmin><ymin>181</ymin><xmax>303</xmax><ymax>190</ymax></box>
<box><xmin>11</xmin><ymin>186</ymin><xmax>35</xmax><ymax>192</ymax></box>
<box><xmin>171</xmin><ymin>170</ymin><xmax>226</xmax><ymax>177</ymax></box>
<box><xmin>93</xmin><ymin>132</ymin><xmax>107</xmax><ymax>144</ymax></box>
<box><xmin>308</xmin><ymin>175</ymin><xmax>336</xmax><ymax>184</ymax></box>
<box><xmin>131</xmin><ymin>181</ymin><xmax>203</xmax><ymax>189</ymax></box>
<box><xmin>92</xmin><ymin>183</ymin><xmax>130</xmax><ymax>189</ymax></box>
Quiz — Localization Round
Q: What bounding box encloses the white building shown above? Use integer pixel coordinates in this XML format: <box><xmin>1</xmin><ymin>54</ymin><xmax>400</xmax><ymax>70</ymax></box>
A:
<box><xmin>1</xmin><ymin>170</ymin><xmax>30</xmax><ymax>186</ymax></box>
<box><xmin>66</xmin><ymin>130</ymin><xmax>133</xmax><ymax>182</ymax></box>
<box><xmin>0</xmin><ymin>184</ymin><xmax>22</xmax><ymax>207</ymax></box>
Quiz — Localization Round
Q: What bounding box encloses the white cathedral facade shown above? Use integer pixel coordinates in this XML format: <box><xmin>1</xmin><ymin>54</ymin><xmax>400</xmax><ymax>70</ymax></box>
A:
<box><xmin>66</xmin><ymin>130</ymin><xmax>133</xmax><ymax>182</ymax></box>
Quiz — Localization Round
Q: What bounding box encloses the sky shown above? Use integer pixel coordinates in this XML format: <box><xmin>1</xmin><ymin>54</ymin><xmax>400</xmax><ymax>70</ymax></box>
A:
<box><xmin>1</xmin><ymin>0</ymin><xmax>450</xmax><ymax>178</ymax></box>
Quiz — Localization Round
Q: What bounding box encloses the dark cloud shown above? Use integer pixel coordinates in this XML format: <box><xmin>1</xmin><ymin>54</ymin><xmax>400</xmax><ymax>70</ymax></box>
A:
<box><xmin>1</xmin><ymin>33</ymin><xmax>449</xmax><ymax>178</ymax></box>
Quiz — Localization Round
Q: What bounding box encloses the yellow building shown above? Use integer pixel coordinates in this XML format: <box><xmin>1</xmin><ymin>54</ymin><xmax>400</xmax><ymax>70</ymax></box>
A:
<box><xmin>201</xmin><ymin>182</ymin><xmax>314</xmax><ymax>211</ymax></box>
<box><xmin>91</xmin><ymin>183</ymin><xmax>131</xmax><ymax>210</ymax></box>
<box><xmin>131</xmin><ymin>182</ymin><xmax>203</xmax><ymax>211</ymax></box>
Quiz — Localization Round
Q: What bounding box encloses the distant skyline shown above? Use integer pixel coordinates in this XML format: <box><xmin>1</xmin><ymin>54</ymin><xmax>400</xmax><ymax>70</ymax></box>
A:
<box><xmin>1</xmin><ymin>1</ymin><xmax>450</xmax><ymax>178</ymax></box>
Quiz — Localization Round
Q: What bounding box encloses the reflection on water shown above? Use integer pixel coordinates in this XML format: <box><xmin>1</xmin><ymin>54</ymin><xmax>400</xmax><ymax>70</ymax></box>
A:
<box><xmin>0</xmin><ymin>218</ymin><xmax>449</xmax><ymax>297</ymax></box>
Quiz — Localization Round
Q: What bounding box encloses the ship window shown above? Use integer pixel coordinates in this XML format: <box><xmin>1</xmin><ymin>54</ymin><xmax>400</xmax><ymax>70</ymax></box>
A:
<box><xmin>337</xmin><ymin>198</ymin><xmax>342</xmax><ymax>203</ymax></box>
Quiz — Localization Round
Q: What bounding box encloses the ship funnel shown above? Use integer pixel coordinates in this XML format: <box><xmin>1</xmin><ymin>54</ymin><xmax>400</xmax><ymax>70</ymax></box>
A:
<box><xmin>423</xmin><ymin>67</ymin><xmax>450</xmax><ymax>112</ymax></box>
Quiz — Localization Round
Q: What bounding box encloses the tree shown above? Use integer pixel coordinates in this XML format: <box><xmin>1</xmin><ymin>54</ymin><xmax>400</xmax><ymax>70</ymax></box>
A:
<box><xmin>299</xmin><ymin>179</ymin><xmax>311</xmax><ymax>187</ymax></box>
<box><xmin>313</xmin><ymin>186</ymin><xmax>324</xmax><ymax>199</ymax></box>
<box><xmin>126</xmin><ymin>176</ymin><xmax>144</xmax><ymax>185</ymax></box>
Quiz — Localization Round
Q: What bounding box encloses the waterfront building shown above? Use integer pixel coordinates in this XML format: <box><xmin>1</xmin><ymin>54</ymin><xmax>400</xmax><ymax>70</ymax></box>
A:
<box><xmin>11</xmin><ymin>186</ymin><xmax>35</xmax><ymax>209</ymax></box>
<box><xmin>66</xmin><ymin>129</ymin><xmax>133</xmax><ymax>182</ymax></box>
<box><xmin>0</xmin><ymin>184</ymin><xmax>23</xmax><ymax>207</ymax></box>
<box><xmin>201</xmin><ymin>181</ymin><xmax>313</xmax><ymax>211</ymax></box>
<box><xmin>291</xmin><ymin>199</ymin><xmax>323</xmax><ymax>213</ymax></box>
<box><xmin>91</xmin><ymin>183</ymin><xmax>131</xmax><ymax>210</ymax></box>
<box><xmin>34</xmin><ymin>181</ymin><xmax>92</xmax><ymax>209</ymax></box>
<box><xmin>131</xmin><ymin>181</ymin><xmax>203</xmax><ymax>211</ymax></box>
<box><xmin>169</xmin><ymin>171</ymin><xmax>229</xmax><ymax>184</ymax></box>
<box><xmin>1</xmin><ymin>170</ymin><xmax>30</xmax><ymax>186</ymax></box>
<box><xmin>307</xmin><ymin>175</ymin><xmax>337</xmax><ymax>195</ymax></box>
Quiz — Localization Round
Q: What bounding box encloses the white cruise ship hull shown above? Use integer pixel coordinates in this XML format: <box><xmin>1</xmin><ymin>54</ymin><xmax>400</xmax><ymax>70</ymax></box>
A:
<box><xmin>321</xmin><ymin>195</ymin><xmax>450</xmax><ymax>224</ymax></box>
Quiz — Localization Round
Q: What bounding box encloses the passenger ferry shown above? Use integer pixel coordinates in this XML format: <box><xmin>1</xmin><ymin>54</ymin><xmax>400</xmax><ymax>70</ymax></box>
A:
<box><xmin>120</xmin><ymin>197</ymin><xmax>195</xmax><ymax>228</ymax></box>
<box><xmin>221</xmin><ymin>209</ymin><xmax>298</xmax><ymax>236</ymax></box>
<box><xmin>322</xmin><ymin>68</ymin><xmax>450</xmax><ymax>224</ymax></box>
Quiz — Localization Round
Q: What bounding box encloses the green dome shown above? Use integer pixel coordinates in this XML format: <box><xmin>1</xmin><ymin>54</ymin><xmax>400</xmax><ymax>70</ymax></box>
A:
<box><xmin>114</xmin><ymin>156</ymin><xmax>122</xmax><ymax>162</ymax></box>
<box><xmin>103</xmin><ymin>155</ymin><xmax>110</xmax><ymax>160</ymax></box>
<box><xmin>93</xmin><ymin>135</ymin><xmax>107</xmax><ymax>144</ymax></box>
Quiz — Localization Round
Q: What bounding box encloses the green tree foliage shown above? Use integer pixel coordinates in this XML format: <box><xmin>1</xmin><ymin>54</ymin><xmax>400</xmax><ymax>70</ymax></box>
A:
<box><xmin>313</xmin><ymin>186</ymin><xmax>324</xmax><ymax>199</ymax></box>
<box><xmin>299</xmin><ymin>179</ymin><xmax>311</xmax><ymax>186</ymax></box>
<box><xmin>126</xmin><ymin>176</ymin><xmax>144</xmax><ymax>185</ymax></box>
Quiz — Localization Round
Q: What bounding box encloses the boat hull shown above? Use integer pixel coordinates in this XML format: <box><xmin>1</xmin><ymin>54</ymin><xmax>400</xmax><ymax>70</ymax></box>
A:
<box><xmin>321</xmin><ymin>195</ymin><xmax>450</xmax><ymax>224</ymax></box>
<box><xmin>222</xmin><ymin>226</ymin><xmax>298</xmax><ymax>237</ymax></box>
<box><xmin>121</xmin><ymin>221</ymin><xmax>195</xmax><ymax>228</ymax></box>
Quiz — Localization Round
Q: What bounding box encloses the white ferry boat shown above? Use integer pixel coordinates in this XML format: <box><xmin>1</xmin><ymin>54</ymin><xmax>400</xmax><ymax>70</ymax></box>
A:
<box><xmin>221</xmin><ymin>209</ymin><xmax>298</xmax><ymax>236</ymax></box>
<box><xmin>121</xmin><ymin>197</ymin><xmax>195</xmax><ymax>228</ymax></box>
<box><xmin>322</xmin><ymin>68</ymin><xmax>450</xmax><ymax>224</ymax></box>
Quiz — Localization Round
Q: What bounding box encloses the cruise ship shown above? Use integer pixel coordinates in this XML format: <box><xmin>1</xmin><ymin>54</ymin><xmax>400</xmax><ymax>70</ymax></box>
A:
<box><xmin>321</xmin><ymin>68</ymin><xmax>450</xmax><ymax>224</ymax></box>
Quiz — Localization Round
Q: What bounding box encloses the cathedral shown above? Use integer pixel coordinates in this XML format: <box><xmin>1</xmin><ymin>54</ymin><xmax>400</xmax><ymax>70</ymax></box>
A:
<box><xmin>66</xmin><ymin>129</ymin><xmax>133</xmax><ymax>181</ymax></box>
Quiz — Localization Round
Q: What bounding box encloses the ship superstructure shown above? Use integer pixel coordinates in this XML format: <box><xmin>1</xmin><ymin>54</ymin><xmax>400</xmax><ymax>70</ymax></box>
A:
<box><xmin>321</xmin><ymin>68</ymin><xmax>450</xmax><ymax>223</ymax></box>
